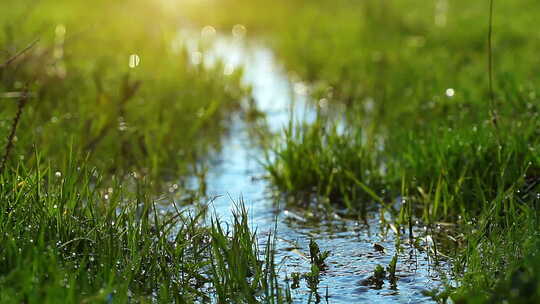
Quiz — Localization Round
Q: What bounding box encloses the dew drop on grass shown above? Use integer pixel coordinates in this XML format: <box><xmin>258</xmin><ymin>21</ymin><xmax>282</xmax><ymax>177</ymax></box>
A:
<box><xmin>224</xmin><ymin>63</ymin><xmax>235</xmax><ymax>76</ymax></box>
<box><xmin>191</xmin><ymin>51</ymin><xmax>203</xmax><ymax>65</ymax></box>
<box><xmin>435</xmin><ymin>0</ymin><xmax>448</xmax><ymax>27</ymax></box>
<box><xmin>55</xmin><ymin>24</ymin><xmax>66</xmax><ymax>38</ymax></box>
<box><xmin>128</xmin><ymin>54</ymin><xmax>141</xmax><ymax>68</ymax></box>
<box><xmin>201</xmin><ymin>25</ymin><xmax>216</xmax><ymax>39</ymax></box>
<box><xmin>232</xmin><ymin>24</ymin><xmax>247</xmax><ymax>38</ymax></box>
<box><xmin>319</xmin><ymin>98</ymin><xmax>328</xmax><ymax>109</ymax></box>
<box><xmin>197</xmin><ymin>108</ymin><xmax>205</xmax><ymax>117</ymax></box>
<box><xmin>294</xmin><ymin>82</ymin><xmax>308</xmax><ymax>95</ymax></box>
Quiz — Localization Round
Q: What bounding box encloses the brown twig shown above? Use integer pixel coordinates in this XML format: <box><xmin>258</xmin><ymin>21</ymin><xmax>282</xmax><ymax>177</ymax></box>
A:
<box><xmin>0</xmin><ymin>89</ymin><xmax>29</xmax><ymax>173</ymax></box>
<box><xmin>0</xmin><ymin>39</ymin><xmax>39</xmax><ymax>70</ymax></box>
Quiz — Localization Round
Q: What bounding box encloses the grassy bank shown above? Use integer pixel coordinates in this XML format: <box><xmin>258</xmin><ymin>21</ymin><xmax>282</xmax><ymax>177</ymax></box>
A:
<box><xmin>181</xmin><ymin>0</ymin><xmax>540</xmax><ymax>302</ymax></box>
<box><xmin>0</xmin><ymin>160</ymin><xmax>286</xmax><ymax>302</ymax></box>
<box><xmin>3</xmin><ymin>0</ymin><xmax>540</xmax><ymax>301</ymax></box>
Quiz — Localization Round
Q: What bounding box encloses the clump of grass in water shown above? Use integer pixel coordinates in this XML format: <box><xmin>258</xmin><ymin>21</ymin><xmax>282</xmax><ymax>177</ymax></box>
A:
<box><xmin>309</xmin><ymin>238</ymin><xmax>330</xmax><ymax>271</ymax></box>
<box><xmin>282</xmin><ymin>239</ymin><xmax>329</xmax><ymax>301</ymax></box>
<box><xmin>359</xmin><ymin>255</ymin><xmax>398</xmax><ymax>290</ymax></box>
<box><xmin>265</xmin><ymin>119</ymin><xmax>384</xmax><ymax>214</ymax></box>
<box><xmin>208</xmin><ymin>203</ymin><xmax>289</xmax><ymax>303</ymax></box>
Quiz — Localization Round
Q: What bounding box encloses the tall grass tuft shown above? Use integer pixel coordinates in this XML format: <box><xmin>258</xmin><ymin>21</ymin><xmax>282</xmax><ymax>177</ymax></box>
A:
<box><xmin>0</xmin><ymin>158</ymin><xmax>288</xmax><ymax>303</ymax></box>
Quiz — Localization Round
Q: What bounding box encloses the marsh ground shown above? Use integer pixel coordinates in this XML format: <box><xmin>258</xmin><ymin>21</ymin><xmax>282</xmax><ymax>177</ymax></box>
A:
<box><xmin>1</xmin><ymin>0</ymin><xmax>539</xmax><ymax>303</ymax></box>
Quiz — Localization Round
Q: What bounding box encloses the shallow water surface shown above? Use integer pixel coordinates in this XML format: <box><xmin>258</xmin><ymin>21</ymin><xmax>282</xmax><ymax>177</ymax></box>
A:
<box><xmin>180</xmin><ymin>31</ymin><xmax>450</xmax><ymax>303</ymax></box>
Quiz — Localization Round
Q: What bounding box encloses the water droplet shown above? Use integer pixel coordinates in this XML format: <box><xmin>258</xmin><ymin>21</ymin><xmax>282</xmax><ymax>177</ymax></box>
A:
<box><xmin>294</xmin><ymin>82</ymin><xmax>308</xmax><ymax>95</ymax></box>
<box><xmin>435</xmin><ymin>0</ymin><xmax>448</xmax><ymax>27</ymax></box>
<box><xmin>191</xmin><ymin>51</ymin><xmax>203</xmax><ymax>65</ymax></box>
<box><xmin>224</xmin><ymin>63</ymin><xmax>235</xmax><ymax>76</ymax></box>
<box><xmin>232</xmin><ymin>24</ymin><xmax>247</xmax><ymax>38</ymax></box>
<box><xmin>128</xmin><ymin>54</ymin><xmax>141</xmax><ymax>68</ymax></box>
<box><xmin>318</xmin><ymin>98</ymin><xmax>328</xmax><ymax>108</ymax></box>
<box><xmin>197</xmin><ymin>108</ymin><xmax>205</xmax><ymax>117</ymax></box>
<box><xmin>364</xmin><ymin>97</ymin><xmax>375</xmax><ymax>112</ymax></box>
<box><xmin>55</xmin><ymin>24</ymin><xmax>66</xmax><ymax>38</ymax></box>
<box><xmin>201</xmin><ymin>25</ymin><xmax>216</xmax><ymax>39</ymax></box>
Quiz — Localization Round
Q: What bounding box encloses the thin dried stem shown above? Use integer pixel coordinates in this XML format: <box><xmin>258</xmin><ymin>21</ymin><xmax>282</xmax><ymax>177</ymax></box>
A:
<box><xmin>0</xmin><ymin>39</ymin><xmax>39</xmax><ymax>69</ymax></box>
<box><xmin>0</xmin><ymin>89</ymin><xmax>29</xmax><ymax>173</ymax></box>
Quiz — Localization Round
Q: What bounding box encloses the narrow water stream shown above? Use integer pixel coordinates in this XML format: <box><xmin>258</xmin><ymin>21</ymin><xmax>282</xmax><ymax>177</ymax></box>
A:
<box><xmin>178</xmin><ymin>31</ymin><xmax>450</xmax><ymax>303</ymax></box>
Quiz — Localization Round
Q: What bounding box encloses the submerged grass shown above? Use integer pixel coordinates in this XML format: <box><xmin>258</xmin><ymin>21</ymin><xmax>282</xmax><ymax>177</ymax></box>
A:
<box><xmin>265</xmin><ymin>119</ymin><xmax>383</xmax><ymax>212</ymax></box>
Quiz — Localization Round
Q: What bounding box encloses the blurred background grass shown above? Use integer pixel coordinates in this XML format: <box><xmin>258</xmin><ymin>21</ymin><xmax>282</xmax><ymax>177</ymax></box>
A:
<box><xmin>1</xmin><ymin>0</ymin><xmax>248</xmax><ymax>185</ymax></box>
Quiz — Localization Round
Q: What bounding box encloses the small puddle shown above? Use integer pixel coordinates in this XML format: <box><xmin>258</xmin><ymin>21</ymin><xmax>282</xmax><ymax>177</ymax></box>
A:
<box><xmin>176</xmin><ymin>30</ymin><xmax>451</xmax><ymax>303</ymax></box>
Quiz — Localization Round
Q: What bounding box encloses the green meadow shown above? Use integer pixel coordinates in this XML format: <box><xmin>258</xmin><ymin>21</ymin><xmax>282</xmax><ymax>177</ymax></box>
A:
<box><xmin>1</xmin><ymin>0</ymin><xmax>539</xmax><ymax>303</ymax></box>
